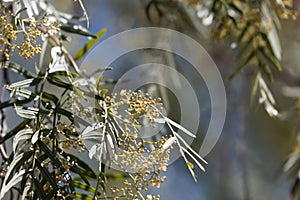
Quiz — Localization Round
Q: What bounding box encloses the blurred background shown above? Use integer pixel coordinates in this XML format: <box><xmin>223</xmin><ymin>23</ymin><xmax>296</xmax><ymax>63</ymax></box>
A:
<box><xmin>5</xmin><ymin>0</ymin><xmax>300</xmax><ymax>199</ymax></box>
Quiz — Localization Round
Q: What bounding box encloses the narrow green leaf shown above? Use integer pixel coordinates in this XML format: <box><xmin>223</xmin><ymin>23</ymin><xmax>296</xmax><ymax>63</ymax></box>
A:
<box><xmin>36</xmin><ymin>159</ymin><xmax>59</xmax><ymax>192</ymax></box>
<box><xmin>13</xmin><ymin>128</ymin><xmax>33</xmax><ymax>153</ymax></box>
<box><xmin>15</xmin><ymin>7</ymin><xmax>28</xmax><ymax>16</ymax></box>
<box><xmin>58</xmin><ymin>149</ymin><xmax>96</xmax><ymax>184</ymax></box>
<box><xmin>49</xmin><ymin>71</ymin><xmax>79</xmax><ymax>78</ymax></box>
<box><xmin>42</xmin><ymin>92</ymin><xmax>59</xmax><ymax>105</ymax></box>
<box><xmin>250</xmin><ymin>68</ymin><xmax>259</xmax><ymax>104</ymax></box>
<box><xmin>75</xmin><ymin>193</ymin><xmax>94</xmax><ymax>200</ymax></box>
<box><xmin>0</xmin><ymin>98</ymin><xmax>34</xmax><ymax>110</ymax></box>
<box><xmin>33</xmin><ymin>177</ymin><xmax>47</xmax><ymax>199</ymax></box>
<box><xmin>37</xmin><ymin>140</ymin><xmax>64</xmax><ymax>172</ymax></box>
<box><xmin>260</xmin><ymin>32</ymin><xmax>280</xmax><ymax>60</ymax></box>
<box><xmin>47</xmin><ymin>76</ymin><xmax>74</xmax><ymax>90</ymax></box>
<box><xmin>74</xmin><ymin>28</ymin><xmax>106</xmax><ymax>61</ymax></box>
<box><xmin>0</xmin><ymin>62</ymin><xmax>35</xmax><ymax>78</ymax></box>
<box><xmin>96</xmin><ymin>75</ymin><xmax>103</xmax><ymax>92</ymax></box>
<box><xmin>71</xmin><ymin>165</ymin><xmax>91</xmax><ymax>185</ymax></box>
<box><xmin>0</xmin><ymin>169</ymin><xmax>28</xmax><ymax>199</ymax></box>
<box><xmin>5</xmin><ymin>151</ymin><xmax>33</xmax><ymax>184</ymax></box>
<box><xmin>61</xmin><ymin>25</ymin><xmax>96</xmax><ymax>38</ymax></box>
<box><xmin>73</xmin><ymin>181</ymin><xmax>96</xmax><ymax>193</ymax></box>
<box><xmin>259</xmin><ymin>48</ymin><xmax>282</xmax><ymax>71</ymax></box>
<box><xmin>259</xmin><ymin>62</ymin><xmax>273</xmax><ymax>82</ymax></box>
<box><xmin>238</xmin><ymin>34</ymin><xmax>256</xmax><ymax>58</ymax></box>
<box><xmin>106</xmin><ymin>173</ymin><xmax>127</xmax><ymax>180</ymax></box>
<box><xmin>44</xmin><ymin>190</ymin><xmax>55</xmax><ymax>200</ymax></box>
<box><xmin>0</xmin><ymin>119</ymin><xmax>32</xmax><ymax>144</ymax></box>
<box><xmin>228</xmin><ymin>51</ymin><xmax>255</xmax><ymax>81</ymax></box>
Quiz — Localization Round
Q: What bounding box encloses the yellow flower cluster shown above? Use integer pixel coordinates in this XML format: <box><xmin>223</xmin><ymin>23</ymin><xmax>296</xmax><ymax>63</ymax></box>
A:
<box><xmin>113</xmin><ymin>133</ymin><xmax>172</xmax><ymax>199</ymax></box>
<box><xmin>106</xmin><ymin>89</ymin><xmax>163</xmax><ymax>127</ymax></box>
<box><xmin>0</xmin><ymin>5</ymin><xmax>60</xmax><ymax>60</ymax></box>
<box><xmin>275</xmin><ymin>0</ymin><xmax>298</xmax><ymax>20</ymax></box>
<box><xmin>0</xmin><ymin>15</ymin><xmax>17</xmax><ymax>60</ymax></box>
<box><xmin>103</xmin><ymin>90</ymin><xmax>172</xmax><ymax>199</ymax></box>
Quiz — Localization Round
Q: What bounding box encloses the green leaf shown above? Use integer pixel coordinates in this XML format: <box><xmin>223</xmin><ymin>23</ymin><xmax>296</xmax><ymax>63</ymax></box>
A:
<box><xmin>96</xmin><ymin>75</ymin><xmax>103</xmax><ymax>92</ymax></box>
<box><xmin>33</xmin><ymin>177</ymin><xmax>47</xmax><ymax>199</ymax></box>
<box><xmin>250</xmin><ymin>68</ymin><xmax>259</xmax><ymax>104</ymax></box>
<box><xmin>106</xmin><ymin>172</ymin><xmax>127</xmax><ymax>180</ymax></box>
<box><xmin>0</xmin><ymin>98</ymin><xmax>34</xmax><ymax>110</ymax></box>
<box><xmin>42</xmin><ymin>92</ymin><xmax>59</xmax><ymax>105</ymax></box>
<box><xmin>0</xmin><ymin>169</ymin><xmax>28</xmax><ymax>199</ymax></box>
<box><xmin>75</xmin><ymin>193</ymin><xmax>94</xmax><ymax>200</ymax></box>
<box><xmin>0</xmin><ymin>62</ymin><xmax>35</xmax><ymax>78</ymax></box>
<box><xmin>6</xmin><ymin>78</ymin><xmax>41</xmax><ymax>89</ymax></box>
<box><xmin>21</xmin><ymin>179</ymin><xmax>31</xmax><ymax>200</ymax></box>
<box><xmin>238</xmin><ymin>34</ymin><xmax>256</xmax><ymax>58</ymax></box>
<box><xmin>0</xmin><ymin>119</ymin><xmax>32</xmax><ymax>144</ymax></box>
<box><xmin>37</xmin><ymin>144</ymin><xmax>75</xmax><ymax>197</ymax></box>
<box><xmin>61</xmin><ymin>25</ymin><xmax>97</xmax><ymax>38</ymax></box>
<box><xmin>71</xmin><ymin>165</ymin><xmax>92</xmax><ymax>185</ymax></box>
<box><xmin>45</xmin><ymin>190</ymin><xmax>55</xmax><ymax>200</ymax></box>
<box><xmin>13</xmin><ymin>128</ymin><xmax>33</xmax><ymax>152</ymax></box>
<box><xmin>259</xmin><ymin>62</ymin><xmax>273</xmax><ymax>82</ymax></box>
<box><xmin>73</xmin><ymin>181</ymin><xmax>96</xmax><ymax>193</ymax></box>
<box><xmin>49</xmin><ymin>71</ymin><xmax>79</xmax><ymax>79</ymax></box>
<box><xmin>47</xmin><ymin>76</ymin><xmax>74</xmax><ymax>91</ymax></box>
<box><xmin>15</xmin><ymin>106</ymin><xmax>39</xmax><ymax>119</ymax></box>
<box><xmin>37</xmin><ymin>140</ymin><xmax>64</xmax><ymax>172</ymax></box>
<box><xmin>58</xmin><ymin>149</ymin><xmax>96</xmax><ymax>185</ymax></box>
<box><xmin>36</xmin><ymin>159</ymin><xmax>59</xmax><ymax>192</ymax></box>
<box><xmin>74</xmin><ymin>28</ymin><xmax>106</xmax><ymax>61</ymax></box>
<box><xmin>228</xmin><ymin>51</ymin><xmax>256</xmax><ymax>81</ymax></box>
<box><xmin>5</xmin><ymin>151</ymin><xmax>33</xmax><ymax>185</ymax></box>
<box><xmin>259</xmin><ymin>48</ymin><xmax>282</xmax><ymax>71</ymax></box>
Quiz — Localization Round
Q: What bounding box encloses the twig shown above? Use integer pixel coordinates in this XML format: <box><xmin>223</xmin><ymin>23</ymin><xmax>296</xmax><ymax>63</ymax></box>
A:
<box><xmin>37</xmin><ymin>26</ymin><xmax>81</xmax><ymax>74</ymax></box>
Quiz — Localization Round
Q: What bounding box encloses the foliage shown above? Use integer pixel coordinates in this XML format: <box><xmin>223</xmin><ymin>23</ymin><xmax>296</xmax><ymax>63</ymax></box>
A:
<box><xmin>146</xmin><ymin>0</ymin><xmax>300</xmax><ymax>199</ymax></box>
<box><xmin>1</xmin><ymin>0</ymin><xmax>300</xmax><ymax>199</ymax></box>
<box><xmin>0</xmin><ymin>0</ymin><xmax>207</xmax><ymax>199</ymax></box>
<box><xmin>147</xmin><ymin>0</ymin><xmax>297</xmax><ymax>117</ymax></box>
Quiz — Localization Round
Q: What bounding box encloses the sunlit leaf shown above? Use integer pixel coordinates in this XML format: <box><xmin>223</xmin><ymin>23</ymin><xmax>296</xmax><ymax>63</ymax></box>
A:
<box><xmin>75</xmin><ymin>193</ymin><xmax>94</xmax><ymax>200</ymax></box>
<box><xmin>186</xmin><ymin>161</ymin><xmax>195</xmax><ymax>169</ymax></box>
<box><xmin>0</xmin><ymin>169</ymin><xmax>28</xmax><ymax>199</ymax></box>
<box><xmin>164</xmin><ymin>117</ymin><xmax>196</xmax><ymax>138</ymax></box>
<box><xmin>74</xmin><ymin>28</ymin><xmax>106</xmax><ymax>61</ymax></box>
<box><xmin>49</xmin><ymin>47</ymin><xmax>68</xmax><ymax>73</ymax></box>
<box><xmin>5</xmin><ymin>151</ymin><xmax>33</xmax><ymax>185</ymax></box>
<box><xmin>13</xmin><ymin>128</ymin><xmax>33</xmax><ymax>153</ymax></box>
<box><xmin>73</xmin><ymin>181</ymin><xmax>96</xmax><ymax>193</ymax></box>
